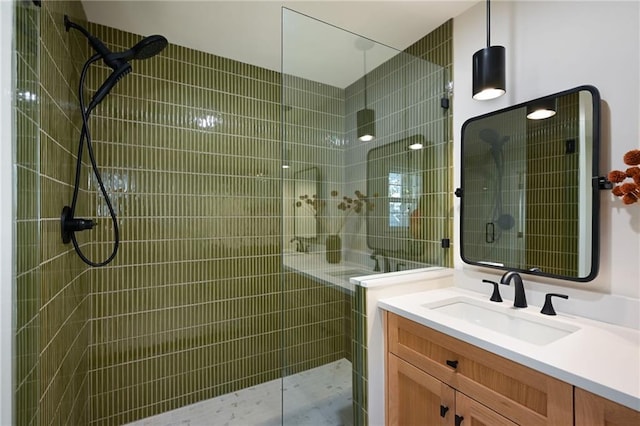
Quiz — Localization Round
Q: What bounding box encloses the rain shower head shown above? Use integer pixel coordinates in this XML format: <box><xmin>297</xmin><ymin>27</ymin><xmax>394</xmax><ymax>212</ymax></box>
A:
<box><xmin>64</xmin><ymin>15</ymin><xmax>167</xmax><ymax>111</ymax></box>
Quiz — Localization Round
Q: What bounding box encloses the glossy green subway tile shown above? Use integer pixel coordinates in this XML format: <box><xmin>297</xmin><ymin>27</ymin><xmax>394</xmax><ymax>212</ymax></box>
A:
<box><xmin>16</xmin><ymin>8</ymin><xmax>454</xmax><ymax>425</ymax></box>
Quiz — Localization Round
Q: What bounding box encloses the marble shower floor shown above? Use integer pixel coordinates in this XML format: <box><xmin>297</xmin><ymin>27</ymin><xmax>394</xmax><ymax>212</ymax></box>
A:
<box><xmin>126</xmin><ymin>359</ymin><xmax>353</xmax><ymax>426</ymax></box>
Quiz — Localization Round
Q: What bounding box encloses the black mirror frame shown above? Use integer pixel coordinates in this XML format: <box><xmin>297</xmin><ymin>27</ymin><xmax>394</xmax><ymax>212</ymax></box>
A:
<box><xmin>459</xmin><ymin>85</ymin><xmax>601</xmax><ymax>282</ymax></box>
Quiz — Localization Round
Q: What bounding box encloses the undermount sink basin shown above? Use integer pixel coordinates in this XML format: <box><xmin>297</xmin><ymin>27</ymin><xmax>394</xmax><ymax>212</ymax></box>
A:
<box><xmin>423</xmin><ymin>297</ymin><xmax>580</xmax><ymax>345</ymax></box>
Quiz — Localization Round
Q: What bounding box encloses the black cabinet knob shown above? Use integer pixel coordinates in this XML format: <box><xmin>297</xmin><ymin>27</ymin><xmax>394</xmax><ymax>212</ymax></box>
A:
<box><xmin>440</xmin><ymin>405</ymin><xmax>449</xmax><ymax>418</ymax></box>
<box><xmin>455</xmin><ymin>414</ymin><xmax>464</xmax><ymax>426</ymax></box>
<box><xmin>446</xmin><ymin>359</ymin><xmax>459</xmax><ymax>369</ymax></box>
<box><xmin>541</xmin><ymin>293</ymin><xmax>569</xmax><ymax>315</ymax></box>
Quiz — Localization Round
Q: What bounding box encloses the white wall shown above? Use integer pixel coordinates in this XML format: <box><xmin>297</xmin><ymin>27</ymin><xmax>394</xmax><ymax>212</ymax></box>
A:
<box><xmin>0</xmin><ymin>0</ymin><xmax>15</xmax><ymax>424</ymax></box>
<box><xmin>453</xmin><ymin>1</ymin><xmax>640</xmax><ymax>298</ymax></box>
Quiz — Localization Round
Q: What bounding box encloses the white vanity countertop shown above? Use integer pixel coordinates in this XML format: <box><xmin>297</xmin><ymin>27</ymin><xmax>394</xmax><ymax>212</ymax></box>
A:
<box><xmin>379</xmin><ymin>287</ymin><xmax>640</xmax><ymax>411</ymax></box>
<box><xmin>283</xmin><ymin>252</ymin><xmax>382</xmax><ymax>292</ymax></box>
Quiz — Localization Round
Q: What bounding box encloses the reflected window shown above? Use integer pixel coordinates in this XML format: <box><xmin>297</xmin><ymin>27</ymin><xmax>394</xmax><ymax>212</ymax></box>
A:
<box><xmin>388</xmin><ymin>171</ymin><xmax>421</xmax><ymax>228</ymax></box>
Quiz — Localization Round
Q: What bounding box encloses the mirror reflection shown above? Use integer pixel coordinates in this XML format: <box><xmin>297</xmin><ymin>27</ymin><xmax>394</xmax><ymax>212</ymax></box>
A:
<box><xmin>460</xmin><ymin>85</ymin><xmax>600</xmax><ymax>281</ymax></box>
<box><xmin>367</xmin><ymin>135</ymin><xmax>427</xmax><ymax>263</ymax></box>
<box><xmin>282</xmin><ymin>8</ymin><xmax>453</xmax><ymax>278</ymax></box>
<box><xmin>293</xmin><ymin>167</ymin><xmax>320</xmax><ymax>242</ymax></box>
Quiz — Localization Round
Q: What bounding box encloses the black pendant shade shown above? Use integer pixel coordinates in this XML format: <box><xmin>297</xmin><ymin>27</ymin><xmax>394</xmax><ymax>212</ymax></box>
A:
<box><xmin>356</xmin><ymin>38</ymin><xmax>375</xmax><ymax>142</ymax></box>
<box><xmin>357</xmin><ymin>108</ymin><xmax>375</xmax><ymax>142</ymax></box>
<box><xmin>472</xmin><ymin>0</ymin><xmax>506</xmax><ymax>100</ymax></box>
<box><xmin>472</xmin><ymin>45</ymin><xmax>506</xmax><ymax>100</ymax></box>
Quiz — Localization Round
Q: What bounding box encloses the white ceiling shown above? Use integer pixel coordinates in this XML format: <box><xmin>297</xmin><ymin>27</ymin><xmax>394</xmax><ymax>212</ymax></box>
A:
<box><xmin>82</xmin><ymin>0</ymin><xmax>477</xmax><ymax>87</ymax></box>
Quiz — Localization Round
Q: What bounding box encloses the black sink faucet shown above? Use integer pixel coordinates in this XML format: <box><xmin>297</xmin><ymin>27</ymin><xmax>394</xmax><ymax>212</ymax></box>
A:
<box><xmin>290</xmin><ymin>237</ymin><xmax>310</xmax><ymax>253</ymax></box>
<box><xmin>371</xmin><ymin>250</ymin><xmax>391</xmax><ymax>273</ymax></box>
<box><xmin>500</xmin><ymin>271</ymin><xmax>527</xmax><ymax>308</ymax></box>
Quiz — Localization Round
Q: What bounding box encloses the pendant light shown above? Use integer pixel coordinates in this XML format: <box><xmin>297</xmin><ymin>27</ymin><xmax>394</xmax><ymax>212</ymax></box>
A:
<box><xmin>356</xmin><ymin>38</ymin><xmax>375</xmax><ymax>142</ymax></box>
<box><xmin>526</xmin><ymin>98</ymin><xmax>557</xmax><ymax>120</ymax></box>
<box><xmin>472</xmin><ymin>0</ymin><xmax>506</xmax><ymax>100</ymax></box>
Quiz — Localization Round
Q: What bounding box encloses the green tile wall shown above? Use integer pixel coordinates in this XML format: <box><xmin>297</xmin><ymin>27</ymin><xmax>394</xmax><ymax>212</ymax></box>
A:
<box><xmin>365</xmin><ymin>18</ymin><xmax>453</xmax><ymax>268</ymax></box>
<box><xmin>349</xmin><ymin>20</ymin><xmax>453</xmax><ymax>426</ymax></box>
<box><xmin>38</xmin><ymin>1</ymin><xmax>92</xmax><ymax>425</ymax></box>
<box><xmin>283</xmin><ymin>272</ymin><xmax>352</xmax><ymax>376</ymax></box>
<box><xmin>408</xmin><ymin>19</ymin><xmax>454</xmax><ymax>271</ymax></box>
<box><xmin>525</xmin><ymin>93</ymin><xmax>580</xmax><ymax>276</ymax></box>
<box><xmin>83</xmin><ymin>23</ymin><xmax>352</xmax><ymax>425</ymax></box>
<box><xmin>15</xmin><ymin>0</ymin><xmax>92</xmax><ymax>425</ymax></box>
<box><xmin>352</xmin><ymin>285</ymin><xmax>368</xmax><ymax>426</ymax></box>
<box><xmin>15</xmin><ymin>6</ymin><xmax>451</xmax><ymax>425</ymax></box>
<box><xmin>15</xmin><ymin>2</ymin><xmax>41</xmax><ymax>424</ymax></box>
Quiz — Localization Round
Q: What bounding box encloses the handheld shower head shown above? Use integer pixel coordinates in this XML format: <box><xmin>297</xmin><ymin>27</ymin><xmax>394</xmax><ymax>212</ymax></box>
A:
<box><xmin>64</xmin><ymin>15</ymin><xmax>167</xmax><ymax>111</ymax></box>
<box><xmin>64</xmin><ymin>15</ymin><xmax>167</xmax><ymax>67</ymax></box>
<box><xmin>129</xmin><ymin>35</ymin><xmax>168</xmax><ymax>60</ymax></box>
<box><xmin>88</xmin><ymin>62</ymin><xmax>131</xmax><ymax>112</ymax></box>
<box><xmin>62</xmin><ymin>16</ymin><xmax>168</xmax><ymax>267</ymax></box>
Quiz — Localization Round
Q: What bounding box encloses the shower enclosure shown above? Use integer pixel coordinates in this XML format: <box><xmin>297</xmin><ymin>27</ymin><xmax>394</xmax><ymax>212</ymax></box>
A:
<box><xmin>11</xmin><ymin>2</ymin><xmax>452</xmax><ymax>425</ymax></box>
<box><xmin>281</xmin><ymin>9</ymin><xmax>452</xmax><ymax>425</ymax></box>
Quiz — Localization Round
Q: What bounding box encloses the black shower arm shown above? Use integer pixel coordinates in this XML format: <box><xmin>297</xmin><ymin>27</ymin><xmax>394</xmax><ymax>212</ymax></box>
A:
<box><xmin>64</xmin><ymin>15</ymin><xmax>128</xmax><ymax>70</ymax></box>
<box><xmin>64</xmin><ymin>16</ymin><xmax>109</xmax><ymax>59</ymax></box>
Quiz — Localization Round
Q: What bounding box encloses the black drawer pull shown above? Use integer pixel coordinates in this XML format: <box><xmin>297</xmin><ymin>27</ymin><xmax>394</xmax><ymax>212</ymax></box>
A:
<box><xmin>455</xmin><ymin>414</ymin><xmax>464</xmax><ymax>426</ymax></box>
<box><xmin>446</xmin><ymin>359</ymin><xmax>459</xmax><ymax>369</ymax></box>
<box><xmin>440</xmin><ymin>405</ymin><xmax>449</xmax><ymax>418</ymax></box>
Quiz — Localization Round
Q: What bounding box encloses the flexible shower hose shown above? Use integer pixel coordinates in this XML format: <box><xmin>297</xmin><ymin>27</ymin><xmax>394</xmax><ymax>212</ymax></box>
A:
<box><xmin>68</xmin><ymin>53</ymin><xmax>120</xmax><ymax>267</ymax></box>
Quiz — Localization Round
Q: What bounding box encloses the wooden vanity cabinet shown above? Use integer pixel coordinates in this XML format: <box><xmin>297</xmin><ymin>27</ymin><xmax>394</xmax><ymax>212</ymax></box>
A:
<box><xmin>575</xmin><ymin>388</ymin><xmax>640</xmax><ymax>425</ymax></box>
<box><xmin>387</xmin><ymin>353</ymin><xmax>455</xmax><ymax>425</ymax></box>
<box><xmin>388</xmin><ymin>353</ymin><xmax>516</xmax><ymax>426</ymax></box>
<box><xmin>385</xmin><ymin>312</ymin><xmax>573</xmax><ymax>426</ymax></box>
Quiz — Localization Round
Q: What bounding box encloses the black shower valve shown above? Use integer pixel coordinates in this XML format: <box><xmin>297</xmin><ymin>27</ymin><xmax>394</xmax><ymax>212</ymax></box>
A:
<box><xmin>61</xmin><ymin>206</ymin><xmax>96</xmax><ymax>244</ymax></box>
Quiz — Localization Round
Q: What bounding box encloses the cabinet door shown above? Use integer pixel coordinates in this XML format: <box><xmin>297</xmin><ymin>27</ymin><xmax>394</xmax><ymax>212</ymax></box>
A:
<box><xmin>575</xmin><ymin>388</ymin><xmax>640</xmax><ymax>425</ymax></box>
<box><xmin>456</xmin><ymin>392</ymin><xmax>517</xmax><ymax>426</ymax></box>
<box><xmin>387</xmin><ymin>353</ymin><xmax>455</xmax><ymax>426</ymax></box>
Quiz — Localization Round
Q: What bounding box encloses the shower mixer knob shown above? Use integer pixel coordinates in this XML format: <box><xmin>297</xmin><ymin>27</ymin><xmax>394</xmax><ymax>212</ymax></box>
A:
<box><xmin>60</xmin><ymin>206</ymin><xmax>96</xmax><ymax>244</ymax></box>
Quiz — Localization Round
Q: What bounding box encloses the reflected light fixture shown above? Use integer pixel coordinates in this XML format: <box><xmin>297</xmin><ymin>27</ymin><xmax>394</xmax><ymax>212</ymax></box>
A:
<box><xmin>356</xmin><ymin>38</ymin><xmax>375</xmax><ymax>141</ymax></box>
<box><xmin>526</xmin><ymin>98</ymin><xmax>557</xmax><ymax>120</ymax></box>
<box><xmin>281</xmin><ymin>148</ymin><xmax>290</xmax><ymax>169</ymax></box>
<box><xmin>472</xmin><ymin>0</ymin><xmax>506</xmax><ymax>100</ymax></box>
<box><xmin>407</xmin><ymin>135</ymin><xmax>425</xmax><ymax>150</ymax></box>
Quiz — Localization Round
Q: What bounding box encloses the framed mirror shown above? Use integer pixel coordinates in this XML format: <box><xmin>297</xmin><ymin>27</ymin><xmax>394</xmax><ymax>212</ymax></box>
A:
<box><xmin>294</xmin><ymin>167</ymin><xmax>320</xmax><ymax>238</ymax></box>
<box><xmin>460</xmin><ymin>85</ymin><xmax>601</xmax><ymax>282</ymax></box>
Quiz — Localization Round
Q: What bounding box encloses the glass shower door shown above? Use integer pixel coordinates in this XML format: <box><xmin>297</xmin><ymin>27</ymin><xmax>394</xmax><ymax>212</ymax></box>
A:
<box><xmin>281</xmin><ymin>8</ymin><xmax>452</xmax><ymax>425</ymax></box>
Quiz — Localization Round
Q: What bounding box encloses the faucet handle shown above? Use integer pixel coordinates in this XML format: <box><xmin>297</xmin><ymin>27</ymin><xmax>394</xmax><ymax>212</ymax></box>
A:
<box><xmin>541</xmin><ymin>293</ymin><xmax>569</xmax><ymax>316</ymax></box>
<box><xmin>482</xmin><ymin>279</ymin><xmax>503</xmax><ymax>303</ymax></box>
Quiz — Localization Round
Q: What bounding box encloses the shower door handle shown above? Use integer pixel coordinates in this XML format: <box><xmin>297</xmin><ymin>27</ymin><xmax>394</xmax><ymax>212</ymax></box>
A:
<box><xmin>485</xmin><ymin>222</ymin><xmax>495</xmax><ymax>243</ymax></box>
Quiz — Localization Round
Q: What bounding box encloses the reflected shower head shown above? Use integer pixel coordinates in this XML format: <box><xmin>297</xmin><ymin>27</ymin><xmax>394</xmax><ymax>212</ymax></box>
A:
<box><xmin>64</xmin><ymin>15</ymin><xmax>167</xmax><ymax>111</ymax></box>
<box><xmin>479</xmin><ymin>128</ymin><xmax>509</xmax><ymax>151</ymax></box>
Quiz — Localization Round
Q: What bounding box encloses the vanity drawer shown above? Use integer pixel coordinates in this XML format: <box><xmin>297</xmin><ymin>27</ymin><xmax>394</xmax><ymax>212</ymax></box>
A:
<box><xmin>386</xmin><ymin>312</ymin><xmax>573</xmax><ymax>426</ymax></box>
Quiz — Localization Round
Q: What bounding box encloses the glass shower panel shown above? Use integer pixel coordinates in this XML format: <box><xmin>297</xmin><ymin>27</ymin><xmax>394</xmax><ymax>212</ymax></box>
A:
<box><xmin>281</xmin><ymin>8</ymin><xmax>450</xmax><ymax>425</ymax></box>
<box><xmin>14</xmin><ymin>2</ymin><xmax>41</xmax><ymax>425</ymax></box>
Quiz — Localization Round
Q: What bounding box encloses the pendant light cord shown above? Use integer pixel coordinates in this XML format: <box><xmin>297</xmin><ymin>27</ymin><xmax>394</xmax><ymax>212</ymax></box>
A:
<box><xmin>486</xmin><ymin>0</ymin><xmax>491</xmax><ymax>47</ymax></box>
<box><xmin>363</xmin><ymin>50</ymin><xmax>368</xmax><ymax>107</ymax></box>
